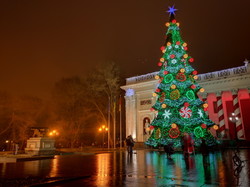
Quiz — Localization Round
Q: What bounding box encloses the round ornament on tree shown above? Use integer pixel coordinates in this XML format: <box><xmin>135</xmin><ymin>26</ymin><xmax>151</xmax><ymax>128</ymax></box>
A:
<box><xmin>169</xmin><ymin>127</ymin><xmax>180</xmax><ymax>139</ymax></box>
<box><xmin>170</xmin><ymin>89</ymin><xmax>180</xmax><ymax>100</ymax></box>
<box><xmin>186</xmin><ymin>90</ymin><xmax>196</xmax><ymax>100</ymax></box>
<box><xmin>163</xmin><ymin>74</ymin><xmax>173</xmax><ymax>83</ymax></box>
<box><xmin>176</xmin><ymin>73</ymin><xmax>186</xmax><ymax>82</ymax></box>
<box><xmin>194</xmin><ymin>126</ymin><xmax>204</xmax><ymax>138</ymax></box>
<box><xmin>179</xmin><ymin>106</ymin><xmax>192</xmax><ymax>118</ymax></box>
<box><xmin>155</xmin><ymin>128</ymin><xmax>161</xmax><ymax>139</ymax></box>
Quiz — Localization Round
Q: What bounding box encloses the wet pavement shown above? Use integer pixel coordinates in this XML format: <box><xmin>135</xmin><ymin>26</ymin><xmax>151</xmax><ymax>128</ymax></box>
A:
<box><xmin>0</xmin><ymin>149</ymin><xmax>250</xmax><ymax>186</ymax></box>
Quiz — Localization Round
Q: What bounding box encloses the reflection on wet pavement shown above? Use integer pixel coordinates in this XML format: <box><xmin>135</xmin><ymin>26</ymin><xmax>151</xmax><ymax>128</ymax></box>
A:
<box><xmin>0</xmin><ymin>149</ymin><xmax>250</xmax><ymax>186</ymax></box>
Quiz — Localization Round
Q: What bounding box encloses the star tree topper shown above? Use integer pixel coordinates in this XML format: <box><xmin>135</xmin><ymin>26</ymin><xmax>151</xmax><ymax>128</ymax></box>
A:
<box><xmin>167</xmin><ymin>5</ymin><xmax>177</xmax><ymax>16</ymax></box>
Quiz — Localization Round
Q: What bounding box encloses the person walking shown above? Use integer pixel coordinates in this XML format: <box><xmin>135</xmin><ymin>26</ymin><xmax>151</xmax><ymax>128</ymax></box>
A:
<box><xmin>183</xmin><ymin>133</ymin><xmax>194</xmax><ymax>157</ymax></box>
<box><xmin>125</xmin><ymin>135</ymin><xmax>135</xmax><ymax>153</ymax></box>
<box><xmin>163</xmin><ymin>143</ymin><xmax>174</xmax><ymax>159</ymax></box>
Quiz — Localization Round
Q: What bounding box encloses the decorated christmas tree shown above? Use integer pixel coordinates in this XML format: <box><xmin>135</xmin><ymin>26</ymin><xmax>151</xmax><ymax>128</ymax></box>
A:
<box><xmin>145</xmin><ymin>6</ymin><xmax>218</xmax><ymax>148</ymax></box>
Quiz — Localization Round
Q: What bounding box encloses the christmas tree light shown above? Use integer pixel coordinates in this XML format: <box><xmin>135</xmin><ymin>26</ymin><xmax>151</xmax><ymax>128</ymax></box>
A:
<box><xmin>145</xmin><ymin>7</ymin><xmax>218</xmax><ymax>148</ymax></box>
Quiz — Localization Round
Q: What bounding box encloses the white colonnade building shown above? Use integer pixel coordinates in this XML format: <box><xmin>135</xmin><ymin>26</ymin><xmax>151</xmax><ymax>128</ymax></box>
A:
<box><xmin>121</xmin><ymin>61</ymin><xmax>250</xmax><ymax>146</ymax></box>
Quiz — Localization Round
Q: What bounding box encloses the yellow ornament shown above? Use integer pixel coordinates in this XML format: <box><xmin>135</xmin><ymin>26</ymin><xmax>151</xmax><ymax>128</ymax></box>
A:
<box><xmin>155</xmin><ymin>75</ymin><xmax>160</xmax><ymax>80</ymax></box>
<box><xmin>183</xmin><ymin>54</ymin><xmax>188</xmax><ymax>58</ymax></box>
<box><xmin>213</xmin><ymin>125</ymin><xmax>219</xmax><ymax>130</ymax></box>
<box><xmin>203</xmin><ymin>103</ymin><xmax>208</xmax><ymax>108</ymax></box>
<box><xmin>200</xmin><ymin>88</ymin><xmax>205</xmax><ymax>92</ymax></box>
<box><xmin>160</xmin><ymin>58</ymin><xmax>165</xmax><ymax>62</ymax></box>
<box><xmin>165</xmin><ymin>22</ymin><xmax>170</xmax><ymax>27</ymax></box>
<box><xmin>180</xmin><ymin>68</ymin><xmax>185</xmax><ymax>73</ymax></box>
<box><xmin>155</xmin><ymin>128</ymin><xmax>161</xmax><ymax>139</ymax></box>
<box><xmin>162</xmin><ymin>104</ymin><xmax>167</xmax><ymax>108</ymax></box>
<box><xmin>183</xmin><ymin>43</ymin><xmax>187</xmax><ymax>47</ymax></box>
<box><xmin>193</xmin><ymin>75</ymin><xmax>198</xmax><ymax>80</ymax></box>
<box><xmin>176</xmin><ymin>23</ymin><xmax>180</xmax><ymax>27</ymax></box>
<box><xmin>167</xmin><ymin>42</ymin><xmax>171</xmax><ymax>46</ymax></box>
<box><xmin>171</xmin><ymin>123</ymin><xmax>177</xmax><ymax>128</ymax></box>
<box><xmin>152</xmin><ymin>93</ymin><xmax>157</xmax><ymax>97</ymax></box>
<box><xmin>171</xmin><ymin>84</ymin><xmax>176</xmax><ymax>89</ymax></box>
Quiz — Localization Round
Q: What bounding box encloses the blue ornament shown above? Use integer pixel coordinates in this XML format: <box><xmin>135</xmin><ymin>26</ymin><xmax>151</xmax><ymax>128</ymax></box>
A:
<box><xmin>167</xmin><ymin>5</ymin><xmax>177</xmax><ymax>15</ymax></box>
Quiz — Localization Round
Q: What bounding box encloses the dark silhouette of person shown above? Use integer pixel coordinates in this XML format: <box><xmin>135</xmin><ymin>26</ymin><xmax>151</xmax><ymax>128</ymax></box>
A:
<box><xmin>125</xmin><ymin>135</ymin><xmax>135</xmax><ymax>153</ymax></box>
<box><xmin>164</xmin><ymin>143</ymin><xmax>174</xmax><ymax>159</ymax></box>
<box><xmin>200</xmin><ymin>138</ymin><xmax>209</xmax><ymax>156</ymax></box>
<box><xmin>182</xmin><ymin>133</ymin><xmax>194</xmax><ymax>157</ymax></box>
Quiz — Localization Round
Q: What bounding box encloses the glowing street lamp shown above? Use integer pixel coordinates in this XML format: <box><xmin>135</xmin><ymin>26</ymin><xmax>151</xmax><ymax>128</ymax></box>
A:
<box><xmin>98</xmin><ymin>125</ymin><xmax>108</xmax><ymax>147</ymax></box>
<box><xmin>49</xmin><ymin>130</ymin><xmax>59</xmax><ymax>137</ymax></box>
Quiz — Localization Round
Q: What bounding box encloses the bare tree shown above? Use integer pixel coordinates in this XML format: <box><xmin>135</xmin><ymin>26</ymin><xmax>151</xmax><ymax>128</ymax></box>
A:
<box><xmin>51</xmin><ymin>76</ymin><xmax>95</xmax><ymax>147</ymax></box>
<box><xmin>84</xmin><ymin>61</ymin><xmax>121</xmax><ymax>146</ymax></box>
<box><xmin>0</xmin><ymin>92</ymin><xmax>45</xmax><ymax>149</ymax></box>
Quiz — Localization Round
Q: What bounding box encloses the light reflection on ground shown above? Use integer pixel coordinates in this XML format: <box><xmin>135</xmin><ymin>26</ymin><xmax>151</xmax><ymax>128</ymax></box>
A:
<box><xmin>0</xmin><ymin>149</ymin><xmax>249</xmax><ymax>186</ymax></box>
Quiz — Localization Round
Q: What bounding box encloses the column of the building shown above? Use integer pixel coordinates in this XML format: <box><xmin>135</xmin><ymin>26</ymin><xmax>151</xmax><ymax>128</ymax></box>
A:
<box><xmin>216</xmin><ymin>91</ymin><xmax>227</xmax><ymax>139</ymax></box>
<box><xmin>124</xmin><ymin>93</ymin><xmax>137</xmax><ymax>139</ymax></box>
<box><xmin>231</xmin><ymin>89</ymin><xmax>244</xmax><ymax>139</ymax></box>
<box><xmin>136</xmin><ymin>93</ymin><xmax>143</xmax><ymax>143</ymax></box>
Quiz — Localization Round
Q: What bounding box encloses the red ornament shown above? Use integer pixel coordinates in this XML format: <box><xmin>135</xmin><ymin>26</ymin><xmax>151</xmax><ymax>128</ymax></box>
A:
<box><xmin>191</xmin><ymin>85</ymin><xmax>196</xmax><ymax>89</ymax></box>
<box><xmin>150</xmin><ymin>108</ymin><xmax>155</xmax><ymax>111</ymax></box>
<box><xmin>201</xmin><ymin>124</ymin><xmax>207</xmax><ymax>129</ymax></box>
<box><xmin>172</xmin><ymin>19</ymin><xmax>177</xmax><ymax>24</ymax></box>
<box><xmin>158</xmin><ymin>62</ymin><xmax>162</xmax><ymax>66</ymax></box>
<box><xmin>189</xmin><ymin>58</ymin><xmax>194</xmax><ymax>62</ymax></box>
<box><xmin>192</xmin><ymin>71</ymin><xmax>198</xmax><ymax>75</ymax></box>
<box><xmin>164</xmin><ymin>71</ymin><xmax>168</xmax><ymax>75</ymax></box>
<box><xmin>184</xmin><ymin>47</ymin><xmax>188</xmax><ymax>51</ymax></box>
<box><xmin>176</xmin><ymin>41</ymin><xmax>181</xmax><ymax>45</ymax></box>
<box><xmin>170</xmin><ymin>54</ymin><xmax>175</xmax><ymax>59</ymax></box>
<box><xmin>184</xmin><ymin>102</ymin><xmax>189</xmax><ymax>107</ymax></box>
<box><xmin>160</xmin><ymin>46</ymin><xmax>165</xmax><ymax>51</ymax></box>
<box><xmin>156</xmin><ymin>88</ymin><xmax>160</xmax><ymax>92</ymax></box>
<box><xmin>176</xmin><ymin>73</ymin><xmax>186</xmax><ymax>82</ymax></box>
<box><xmin>169</xmin><ymin>128</ymin><xmax>180</xmax><ymax>139</ymax></box>
<box><xmin>204</xmin><ymin>108</ymin><xmax>208</xmax><ymax>111</ymax></box>
<box><xmin>150</xmin><ymin>126</ymin><xmax>155</xmax><ymax>130</ymax></box>
<box><xmin>179</xmin><ymin>106</ymin><xmax>192</xmax><ymax>118</ymax></box>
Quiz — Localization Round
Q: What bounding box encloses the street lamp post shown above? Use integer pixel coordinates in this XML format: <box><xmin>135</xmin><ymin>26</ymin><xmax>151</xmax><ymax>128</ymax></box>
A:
<box><xmin>49</xmin><ymin>130</ymin><xmax>59</xmax><ymax>137</ymax></box>
<box><xmin>99</xmin><ymin>125</ymin><xmax>108</xmax><ymax>148</ymax></box>
<box><xmin>229</xmin><ymin>113</ymin><xmax>239</xmax><ymax>140</ymax></box>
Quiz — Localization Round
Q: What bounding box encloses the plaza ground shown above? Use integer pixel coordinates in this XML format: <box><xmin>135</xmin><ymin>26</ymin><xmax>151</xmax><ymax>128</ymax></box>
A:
<box><xmin>0</xmin><ymin>146</ymin><xmax>250</xmax><ymax>187</ymax></box>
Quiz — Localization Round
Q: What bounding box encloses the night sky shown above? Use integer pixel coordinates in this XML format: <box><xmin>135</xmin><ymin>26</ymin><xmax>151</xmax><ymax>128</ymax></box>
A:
<box><xmin>1</xmin><ymin>0</ymin><xmax>250</xmax><ymax>98</ymax></box>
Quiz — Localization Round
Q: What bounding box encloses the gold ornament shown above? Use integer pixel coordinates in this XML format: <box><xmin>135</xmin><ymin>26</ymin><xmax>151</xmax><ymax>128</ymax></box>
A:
<box><xmin>200</xmin><ymin>88</ymin><xmax>205</xmax><ymax>92</ymax></box>
<box><xmin>152</xmin><ymin>93</ymin><xmax>157</xmax><ymax>97</ymax></box>
<box><xmin>155</xmin><ymin>75</ymin><xmax>160</xmax><ymax>80</ymax></box>
<box><xmin>171</xmin><ymin>123</ymin><xmax>177</xmax><ymax>128</ymax></box>
<box><xmin>183</xmin><ymin>43</ymin><xmax>187</xmax><ymax>47</ymax></box>
<box><xmin>180</xmin><ymin>68</ymin><xmax>185</xmax><ymax>73</ymax></box>
<box><xmin>203</xmin><ymin>103</ymin><xmax>208</xmax><ymax>108</ymax></box>
<box><xmin>170</xmin><ymin>89</ymin><xmax>180</xmax><ymax>100</ymax></box>
<box><xmin>176</xmin><ymin>23</ymin><xmax>180</xmax><ymax>27</ymax></box>
<box><xmin>160</xmin><ymin>58</ymin><xmax>165</xmax><ymax>62</ymax></box>
<box><xmin>162</xmin><ymin>104</ymin><xmax>167</xmax><ymax>108</ymax></box>
<box><xmin>171</xmin><ymin>84</ymin><xmax>176</xmax><ymax>89</ymax></box>
<box><xmin>167</xmin><ymin>42</ymin><xmax>171</xmax><ymax>46</ymax></box>
<box><xmin>155</xmin><ymin>128</ymin><xmax>161</xmax><ymax>139</ymax></box>
<box><xmin>193</xmin><ymin>75</ymin><xmax>198</xmax><ymax>80</ymax></box>
<box><xmin>183</xmin><ymin>54</ymin><xmax>188</xmax><ymax>58</ymax></box>
<box><xmin>213</xmin><ymin>125</ymin><xmax>219</xmax><ymax>130</ymax></box>
<box><xmin>165</xmin><ymin>22</ymin><xmax>170</xmax><ymax>27</ymax></box>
